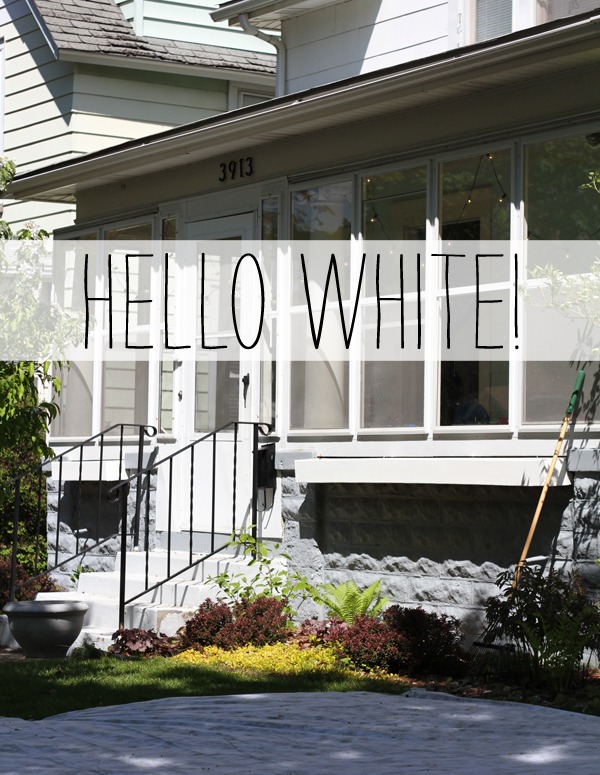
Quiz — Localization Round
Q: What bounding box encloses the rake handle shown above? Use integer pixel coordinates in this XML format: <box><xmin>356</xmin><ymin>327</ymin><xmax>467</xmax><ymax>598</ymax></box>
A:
<box><xmin>513</xmin><ymin>370</ymin><xmax>585</xmax><ymax>586</ymax></box>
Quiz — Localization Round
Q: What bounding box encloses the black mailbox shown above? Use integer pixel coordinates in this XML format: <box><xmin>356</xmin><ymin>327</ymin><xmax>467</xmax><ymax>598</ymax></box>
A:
<box><xmin>257</xmin><ymin>443</ymin><xmax>276</xmax><ymax>489</ymax></box>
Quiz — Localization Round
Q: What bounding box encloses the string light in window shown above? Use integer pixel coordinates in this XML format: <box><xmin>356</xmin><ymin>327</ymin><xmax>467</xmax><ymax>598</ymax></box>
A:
<box><xmin>454</xmin><ymin>153</ymin><xmax>509</xmax><ymax>226</ymax></box>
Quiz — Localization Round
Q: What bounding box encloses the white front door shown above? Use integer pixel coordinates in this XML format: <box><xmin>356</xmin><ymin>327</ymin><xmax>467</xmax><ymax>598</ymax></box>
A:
<box><xmin>173</xmin><ymin>213</ymin><xmax>258</xmax><ymax>540</ymax></box>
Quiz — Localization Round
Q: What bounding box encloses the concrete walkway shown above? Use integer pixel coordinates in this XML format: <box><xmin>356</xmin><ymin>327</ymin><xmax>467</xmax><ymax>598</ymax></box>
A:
<box><xmin>1</xmin><ymin>690</ymin><xmax>600</xmax><ymax>774</ymax></box>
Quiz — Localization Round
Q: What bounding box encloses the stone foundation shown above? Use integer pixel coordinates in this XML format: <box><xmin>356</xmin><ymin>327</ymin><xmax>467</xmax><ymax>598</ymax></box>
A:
<box><xmin>281</xmin><ymin>469</ymin><xmax>575</xmax><ymax>640</ymax></box>
<box><xmin>46</xmin><ymin>473</ymin><xmax>156</xmax><ymax>588</ymax></box>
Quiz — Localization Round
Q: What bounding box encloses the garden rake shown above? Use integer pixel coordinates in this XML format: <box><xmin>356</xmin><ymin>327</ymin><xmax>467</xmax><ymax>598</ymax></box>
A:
<box><xmin>469</xmin><ymin>370</ymin><xmax>585</xmax><ymax>674</ymax></box>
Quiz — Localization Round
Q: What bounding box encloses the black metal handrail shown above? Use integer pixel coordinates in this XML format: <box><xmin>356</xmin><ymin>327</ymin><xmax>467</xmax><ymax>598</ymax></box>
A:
<box><xmin>108</xmin><ymin>421</ymin><xmax>270</xmax><ymax>629</ymax></box>
<box><xmin>8</xmin><ymin>423</ymin><xmax>157</xmax><ymax>603</ymax></box>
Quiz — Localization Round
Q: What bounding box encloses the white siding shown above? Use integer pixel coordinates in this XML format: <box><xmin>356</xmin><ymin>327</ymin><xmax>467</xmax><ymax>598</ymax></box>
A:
<box><xmin>71</xmin><ymin>66</ymin><xmax>228</xmax><ymax>155</ymax></box>
<box><xmin>117</xmin><ymin>0</ymin><xmax>276</xmax><ymax>53</ymax></box>
<box><xmin>1</xmin><ymin>198</ymin><xmax>76</xmax><ymax>233</ymax></box>
<box><xmin>284</xmin><ymin>0</ymin><xmax>450</xmax><ymax>92</ymax></box>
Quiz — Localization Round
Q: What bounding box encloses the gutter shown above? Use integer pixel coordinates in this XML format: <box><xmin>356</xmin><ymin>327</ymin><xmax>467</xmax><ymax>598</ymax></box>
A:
<box><xmin>211</xmin><ymin>0</ymin><xmax>297</xmax><ymax>24</ymax></box>
<box><xmin>238</xmin><ymin>13</ymin><xmax>286</xmax><ymax>96</ymax></box>
<box><xmin>10</xmin><ymin>13</ymin><xmax>600</xmax><ymax>199</ymax></box>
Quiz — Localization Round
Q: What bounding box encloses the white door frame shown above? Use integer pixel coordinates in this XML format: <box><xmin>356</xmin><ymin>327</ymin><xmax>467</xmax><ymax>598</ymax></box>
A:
<box><xmin>158</xmin><ymin>212</ymin><xmax>259</xmax><ymax>537</ymax></box>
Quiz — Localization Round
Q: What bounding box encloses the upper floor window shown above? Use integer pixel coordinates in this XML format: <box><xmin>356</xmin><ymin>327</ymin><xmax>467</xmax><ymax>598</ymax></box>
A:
<box><xmin>463</xmin><ymin>0</ymin><xmax>599</xmax><ymax>45</ymax></box>
<box><xmin>536</xmin><ymin>0</ymin><xmax>600</xmax><ymax>23</ymax></box>
<box><xmin>474</xmin><ymin>0</ymin><xmax>513</xmax><ymax>42</ymax></box>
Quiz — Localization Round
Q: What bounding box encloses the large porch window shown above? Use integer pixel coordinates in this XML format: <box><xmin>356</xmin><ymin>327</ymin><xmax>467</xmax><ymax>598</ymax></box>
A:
<box><xmin>52</xmin><ymin>220</ymin><xmax>156</xmax><ymax>439</ymax></box>
<box><xmin>286</xmin><ymin>130</ymin><xmax>600</xmax><ymax>435</ymax></box>
<box><xmin>361</xmin><ymin>166</ymin><xmax>427</xmax><ymax>429</ymax></box>
<box><xmin>289</xmin><ymin>181</ymin><xmax>352</xmax><ymax>430</ymax></box>
<box><xmin>438</xmin><ymin>150</ymin><xmax>511</xmax><ymax>426</ymax></box>
<box><xmin>522</xmin><ymin>132</ymin><xmax>600</xmax><ymax>423</ymax></box>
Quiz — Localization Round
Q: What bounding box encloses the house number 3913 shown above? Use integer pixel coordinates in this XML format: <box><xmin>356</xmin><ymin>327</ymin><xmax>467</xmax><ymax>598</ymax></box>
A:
<box><xmin>218</xmin><ymin>157</ymin><xmax>254</xmax><ymax>182</ymax></box>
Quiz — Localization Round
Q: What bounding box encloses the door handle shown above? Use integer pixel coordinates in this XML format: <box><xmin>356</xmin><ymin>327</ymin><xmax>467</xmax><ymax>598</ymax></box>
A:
<box><xmin>242</xmin><ymin>373</ymin><xmax>250</xmax><ymax>408</ymax></box>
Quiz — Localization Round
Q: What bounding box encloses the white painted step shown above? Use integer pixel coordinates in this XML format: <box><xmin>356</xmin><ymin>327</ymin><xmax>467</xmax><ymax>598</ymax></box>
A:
<box><xmin>38</xmin><ymin>549</ymin><xmax>286</xmax><ymax>651</ymax></box>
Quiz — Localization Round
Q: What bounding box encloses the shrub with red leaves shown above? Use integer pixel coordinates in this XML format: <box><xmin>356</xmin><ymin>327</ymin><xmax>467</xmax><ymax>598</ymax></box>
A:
<box><xmin>110</xmin><ymin>628</ymin><xmax>179</xmax><ymax>658</ymax></box>
<box><xmin>179</xmin><ymin>595</ymin><xmax>291</xmax><ymax>650</ymax></box>
<box><xmin>226</xmin><ymin>595</ymin><xmax>292</xmax><ymax>648</ymax></box>
<box><xmin>0</xmin><ymin>557</ymin><xmax>59</xmax><ymax>610</ymax></box>
<box><xmin>294</xmin><ymin>617</ymin><xmax>345</xmax><ymax>648</ymax></box>
<box><xmin>383</xmin><ymin>605</ymin><xmax>463</xmax><ymax>674</ymax></box>
<box><xmin>179</xmin><ymin>598</ymin><xmax>234</xmax><ymax>649</ymax></box>
<box><xmin>325</xmin><ymin>614</ymin><xmax>407</xmax><ymax>672</ymax></box>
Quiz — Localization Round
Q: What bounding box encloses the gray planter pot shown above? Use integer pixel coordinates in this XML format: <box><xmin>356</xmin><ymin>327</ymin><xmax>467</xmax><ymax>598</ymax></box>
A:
<box><xmin>3</xmin><ymin>601</ymin><xmax>88</xmax><ymax>658</ymax></box>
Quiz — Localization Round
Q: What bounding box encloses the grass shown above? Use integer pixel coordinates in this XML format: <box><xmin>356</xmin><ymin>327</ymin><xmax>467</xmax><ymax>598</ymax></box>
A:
<box><xmin>4</xmin><ymin>646</ymin><xmax>600</xmax><ymax>721</ymax></box>
<box><xmin>0</xmin><ymin>650</ymin><xmax>408</xmax><ymax>720</ymax></box>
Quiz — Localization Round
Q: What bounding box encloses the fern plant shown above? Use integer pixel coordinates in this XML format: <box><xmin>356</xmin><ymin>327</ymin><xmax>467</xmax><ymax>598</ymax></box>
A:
<box><xmin>309</xmin><ymin>579</ymin><xmax>389</xmax><ymax>625</ymax></box>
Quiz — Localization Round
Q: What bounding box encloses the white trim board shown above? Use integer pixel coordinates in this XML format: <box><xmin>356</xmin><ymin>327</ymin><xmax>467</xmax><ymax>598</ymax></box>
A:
<box><xmin>295</xmin><ymin>457</ymin><xmax>568</xmax><ymax>486</ymax></box>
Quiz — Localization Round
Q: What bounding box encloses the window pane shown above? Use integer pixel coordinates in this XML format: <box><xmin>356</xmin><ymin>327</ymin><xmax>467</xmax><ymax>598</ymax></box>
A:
<box><xmin>525</xmin><ymin>133</ymin><xmax>600</xmax><ymax>239</ymax></box>
<box><xmin>105</xmin><ymin>223</ymin><xmax>152</xmax><ymax>241</ymax></box>
<box><xmin>53</xmin><ymin>362</ymin><xmax>93</xmax><ymax>436</ymax></box>
<box><xmin>524</xmin><ymin>132</ymin><xmax>600</xmax><ymax>423</ymax></box>
<box><xmin>361</xmin><ymin>155</ymin><xmax>427</xmax><ymax>428</ymax></box>
<box><xmin>290</xmin><ymin>361</ymin><xmax>349</xmax><ymax>430</ymax></box>
<box><xmin>476</xmin><ymin>0</ymin><xmax>512</xmax><ymax>42</ymax></box>
<box><xmin>439</xmin><ymin>150</ymin><xmax>511</xmax><ymax>426</ymax></box>
<box><xmin>537</xmin><ymin>0</ymin><xmax>600</xmax><ymax>23</ymax></box>
<box><xmin>362</xmin><ymin>167</ymin><xmax>427</xmax><ymax>241</ymax></box>
<box><xmin>291</xmin><ymin>182</ymin><xmax>352</xmax><ymax>240</ymax></box>
<box><xmin>440</xmin><ymin>361</ymin><xmax>508</xmax><ymax>425</ymax></box>
<box><xmin>440</xmin><ymin>151</ymin><xmax>511</xmax><ymax>241</ymax></box>
<box><xmin>195</xmin><ymin>359</ymin><xmax>238</xmax><ymax>432</ymax></box>
<box><xmin>102</xmin><ymin>361</ymin><xmax>148</xmax><ymax>429</ymax></box>
<box><xmin>160</xmin><ymin>361</ymin><xmax>173</xmax><ymax>434</ymax></box>
<box><xmin>362</xmin><ymin>362</ymin><xmax>424</xmax><ymax>428</ymax></box>
<box><xmin>290</xmin><ymin>182</ymin><xmax>351</xmax><ymax>430</ymax></box>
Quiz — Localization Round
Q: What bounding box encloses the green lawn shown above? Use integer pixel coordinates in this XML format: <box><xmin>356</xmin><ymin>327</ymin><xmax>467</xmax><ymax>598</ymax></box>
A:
<box><xmin>0</xmin><ymin>654</ymin><xmax>408</xmax><ymax>720</ymax></box>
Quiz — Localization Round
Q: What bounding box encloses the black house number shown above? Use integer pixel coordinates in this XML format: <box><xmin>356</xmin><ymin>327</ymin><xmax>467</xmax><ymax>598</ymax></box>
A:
<box><xmin>218</xmin><ymin>157</ymin><xmax>254</xmax><ymax>182</ymax></box>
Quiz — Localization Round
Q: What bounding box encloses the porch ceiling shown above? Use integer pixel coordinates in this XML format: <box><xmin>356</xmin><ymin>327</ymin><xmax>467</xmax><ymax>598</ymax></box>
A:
<box><xmin>11</xmin><ymin>16</ymin><xmax>600</xmax><ymax>205</ymax></box>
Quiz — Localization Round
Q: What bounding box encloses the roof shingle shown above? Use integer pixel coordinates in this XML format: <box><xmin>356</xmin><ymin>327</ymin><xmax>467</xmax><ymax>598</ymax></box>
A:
<box><xmin>29</xmin><ymin>0</ymin><xmax>275</xmax><ymax>73</ymax></box>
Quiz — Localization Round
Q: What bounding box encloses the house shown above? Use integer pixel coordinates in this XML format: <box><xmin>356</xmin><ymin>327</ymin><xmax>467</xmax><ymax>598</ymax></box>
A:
<box><xmin>8</xmin><ymin>0</ymin><xmax>600</xmax><ymax>640</ymax></box>
<box><xmin>0</xmin><ymin>0</ymin><xmax>275</xmax><ymax>232</ymax></box>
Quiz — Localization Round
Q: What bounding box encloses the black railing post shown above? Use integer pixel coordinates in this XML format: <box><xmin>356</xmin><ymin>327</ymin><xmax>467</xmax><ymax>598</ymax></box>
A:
<box><xmin>251</xmin><ymin>422</ymin><xmax>259</xmax><ymax>553</ymax></box>
<box><xmin>232</xmin><ymin>422</ymin><xmax>238</xmax><ymax>535</ymax></box>
<box><xmin>55</xmin><ymin>457</ymin><xmax>63</xmax><ymax>568</ymax></box>
<box><xmin>211</xmin><ymin>433</ymin><xmax>216</xmax><ymax>553</ymax></box>
<box><xmin>34</xmin><ymin>469</ymin><xmax>43</xmax><ymax>575</ymax></box>
<box><xmin>118</xmin><ymin>482</ymin><xmax>130</xmax><ymax>631</ymax></box>
<box><xmin>133</xmin><ymin>425</ymin><xmax>145</xmax><ymax>549</ymax></box>
<box><xmin>9</xmin><ymin>478</ymin><xmax>21</xmax><ymax>603</ymax></box>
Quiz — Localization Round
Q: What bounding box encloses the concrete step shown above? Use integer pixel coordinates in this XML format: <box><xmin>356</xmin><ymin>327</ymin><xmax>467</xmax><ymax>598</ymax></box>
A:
<box><xmin>37</xmin><ymin>548</ymin><xmax>285</xmax><ymax>651</ymax></box>
<box><xmin>125</xmin><ymin>603</ymin><xmax>197</xmax><ymax>635</ymax></box>
<box><xmin>37</xmin><ymin>591</ymin><xmax>122</xmax><ymax>631</ymax></box>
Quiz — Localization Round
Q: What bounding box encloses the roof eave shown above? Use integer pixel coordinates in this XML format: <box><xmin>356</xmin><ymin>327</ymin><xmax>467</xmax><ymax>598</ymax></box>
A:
<box><xmin>212</xmin><ymin>1</ymin><xmax>292</xmax><ymax>25</ymax></box>
<box><xmin>11</xmin><ymin>16</ymin><xmax>600</xmax><ymax>203</ymax></box>
<box><xmin>58</xmin><ymin>49</ymin><xmax>275</xmax><ymax>84</ymax></box>
<box><xmin>24</xmin><ymin>0</ymin><xmax>59</xmax><ymax>59</ymax></box>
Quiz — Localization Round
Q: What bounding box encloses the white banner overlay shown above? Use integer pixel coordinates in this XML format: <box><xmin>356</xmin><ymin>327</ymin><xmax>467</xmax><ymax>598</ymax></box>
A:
<box><xmin>2</xmin><ymin>239</ymin><xmax>600</xmax><ymax>362</ymax></box>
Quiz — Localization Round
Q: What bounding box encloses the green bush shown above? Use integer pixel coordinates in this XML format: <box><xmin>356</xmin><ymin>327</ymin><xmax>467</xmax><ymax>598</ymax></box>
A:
<box><xmin>309</xmin><ymin>579</ymin><xmax>389</xmax><ymax>625</ymax></box>
<box><xmin>0</xmin><ymin>448</ymin><xmax>47</xmax><ymax>575</ymax></box>
<box><xmin>484</xmin><ymin>567</ymin><xmax>600</xmax><ymax>691</ymax></box>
